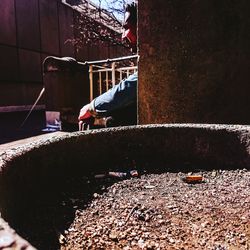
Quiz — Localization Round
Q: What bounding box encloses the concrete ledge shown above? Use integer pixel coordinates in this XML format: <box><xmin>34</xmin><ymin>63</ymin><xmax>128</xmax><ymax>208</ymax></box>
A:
<box><xmin>0</xmin><ymin>124</ymin><xmax>249</xmax><ymax>248</ymax></box>
<box><xmin>0</xmin><ymin>105</ymin><xmax>45</xmax><ymax>113</ymax></box>
<box><xmin>0</xmin><ymin>218</ymin><xmax>35</xmax><ymax>249</ymax></box>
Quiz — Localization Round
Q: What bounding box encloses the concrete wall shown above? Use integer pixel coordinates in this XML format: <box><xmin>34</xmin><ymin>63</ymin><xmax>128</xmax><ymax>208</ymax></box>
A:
<box><xmin>1</xmin><ymin>124</ymin><xmax>250</xmax><ymax>215</ymax></box>
<box><xmin>0</xmin><ymin>0</ymin><xmax>129</xmax><ymax>112</ymax></box>
<box><xmin>138</xmin><ymin>0</ymin><xmax>250</xmax><ymax>125</ymax></box>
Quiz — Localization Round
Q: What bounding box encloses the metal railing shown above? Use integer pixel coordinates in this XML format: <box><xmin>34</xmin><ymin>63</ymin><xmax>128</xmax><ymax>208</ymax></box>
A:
<box><xmin>83</xmin><ymin>55</ymin><xmax>138</xmax><ymax>102</ymax></box>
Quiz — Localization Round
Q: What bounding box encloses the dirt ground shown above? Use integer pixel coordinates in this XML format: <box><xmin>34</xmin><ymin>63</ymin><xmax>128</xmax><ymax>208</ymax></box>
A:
<box><xmin>12</xmin><ymin>168</ymin><xmax>250</xmax><ymax>250</ymax></box>
<box><xmin>59</xmin><ymin>169</ymin><xmax>250</xmax><ymax>250</ymax></box>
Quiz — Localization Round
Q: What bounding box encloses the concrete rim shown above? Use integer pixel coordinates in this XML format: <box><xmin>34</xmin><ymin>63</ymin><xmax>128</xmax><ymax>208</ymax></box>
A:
<box><xmin>0</xmin><ymin>124</ymin><xmax>249</xmax><ymax>249</ymax></box>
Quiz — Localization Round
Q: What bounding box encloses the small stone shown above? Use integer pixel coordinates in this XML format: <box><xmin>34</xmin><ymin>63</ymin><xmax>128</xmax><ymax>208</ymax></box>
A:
<box><xmin>144</xmin><ymin>185</ymin><xmax>155</xmax><ymax>189</ymax></box>
<box><xmin>138</xmin><ymin>239</ymin><xmax>145</xmax><ymax>248</ymax></box>
<box><xmin>93</xmin><ymin>193</ymin><xmax>99</xmax><ymax>198</ymax></box>
<box><xmin>169</xmin><ymin>238</ymin><xmax>175</xmax><ymax>243</ymax></box>
<box><xmin>109</xmin><ymin>230</ymin><xmax>118</xmax><ymax>241</ymax></box>
<box><xmin>158</xmin><ymin>219</ymin><xmax>165</xmax><ymax>224</ymax></box>
<box><xmin>59</xmin><ymin>234</ymin><xmax>66</xmax><ymax>244</ymax></box>
<box><xmin>123</xmin><ymin>246</ymin><xmax>130</xmax><ymax>250</ymax></box>
<box><xmin>119</xmin><ymin>232</ymin><xmax>127</xmax><ymax>239</ymax></box>
<box><xmin>211</xmin><ymin>170</ymin><xmax>217</xmax><ymax>177</ymax></box>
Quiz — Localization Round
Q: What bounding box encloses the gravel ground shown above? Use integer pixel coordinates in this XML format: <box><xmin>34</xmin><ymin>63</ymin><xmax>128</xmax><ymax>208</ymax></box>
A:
<box><xmin>60</xmin><ymin>169</ymin><xmax>250</xmax><ymax>250</ymax></box>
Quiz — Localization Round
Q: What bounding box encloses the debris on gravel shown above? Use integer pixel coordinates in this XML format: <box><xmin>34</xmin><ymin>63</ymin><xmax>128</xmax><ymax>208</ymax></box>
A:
<box><xmin>61</xmin><ymin>169</ymin><xmax>250</xmax><ymax>250</ymax></box>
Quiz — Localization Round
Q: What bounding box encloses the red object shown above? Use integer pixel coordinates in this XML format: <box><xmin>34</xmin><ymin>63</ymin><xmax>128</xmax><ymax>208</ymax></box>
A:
<box><xmin>122</xmin><ymin>28</ymin><xmax>137</xmax><ymax>45</ymax></box>
<box><xmin>184</xmin><ymin>175</ymin><xmax>203</xmax><ymax>183</ymax></box>
<box><xmin>78</xmin><ymin>105</ymin><xmax>92</xmax><ymax>121</ymax></box>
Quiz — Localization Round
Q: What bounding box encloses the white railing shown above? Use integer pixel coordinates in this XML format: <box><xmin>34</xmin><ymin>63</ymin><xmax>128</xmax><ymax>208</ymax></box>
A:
<box><xmin>84</xmin><ymin>55</ymin><xmax>138</xmax><ymax>102</ymax></box>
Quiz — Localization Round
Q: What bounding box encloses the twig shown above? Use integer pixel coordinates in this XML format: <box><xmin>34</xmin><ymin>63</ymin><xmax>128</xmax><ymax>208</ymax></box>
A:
<box><xmin>125</xmin><ymin>205</ymin><xmax>137</xmax><ymax>224</ymax></box>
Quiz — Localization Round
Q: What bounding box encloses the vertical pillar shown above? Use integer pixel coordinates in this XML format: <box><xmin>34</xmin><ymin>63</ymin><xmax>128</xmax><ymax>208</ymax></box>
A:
<box><xmin>138</xmin><ymin>0</ymin><xmax>250</xmax><ymax>124</ymax></box>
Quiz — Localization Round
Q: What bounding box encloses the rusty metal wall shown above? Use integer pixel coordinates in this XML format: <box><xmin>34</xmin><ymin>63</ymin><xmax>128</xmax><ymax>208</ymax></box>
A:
<box><xmin>0</xmin><ymin>0</ymin><xmax>129</xmax><ymax>111</ymax></box>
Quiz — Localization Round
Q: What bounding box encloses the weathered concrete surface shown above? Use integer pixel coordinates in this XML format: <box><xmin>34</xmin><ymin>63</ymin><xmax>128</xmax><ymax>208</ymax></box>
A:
<box><xmin>0</xmin><ymin>218</ymin><xmax>35</xmax><ymax>250</ymax></box>
<box><xmin>0</xmin><ymin>124</ymin><xmax>249</xmax><ymax>248</ymax></box>
<box><xmin>0</xmin><ymin>124</ymin><xmax>250</xmax><ymax>212</ymax></box>
<box><xmin>0</xmin><ymin>131</ymin><xmax>68</xmax><ymax>154</ymax></box>
<box><xmin>138</xmin><ymin>0</ymin><xmax>250</xmax><ymax>124</ymax></box>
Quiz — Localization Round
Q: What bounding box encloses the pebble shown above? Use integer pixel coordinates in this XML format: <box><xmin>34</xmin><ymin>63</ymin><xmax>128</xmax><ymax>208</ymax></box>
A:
<box><xmin>62</xmin><ymin>170</ymin><xmax>250</xmax><ymax>250</ymax></box>
<box><xmin>109</xmin><ymin>231</ymin><xmax>118</xmax><ymax>241</ymax></box>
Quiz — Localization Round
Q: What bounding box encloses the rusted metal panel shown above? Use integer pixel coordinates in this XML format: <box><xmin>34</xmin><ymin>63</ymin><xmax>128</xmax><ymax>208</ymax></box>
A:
<box><xmin>39</xmin><ymin>0</ymin><xmax>60</xmax><ymax>55</ymax></box>
<box><xmin>0</xmin><ymin>0</ymin><xmax>16</xmax><ymax>45</ymax></box>
<box><xmin>0</xmin><ymin>45</ymin><xmax>19</xmax><ymax>81</ymax></box>
<box><xmin>16</xmin><ymin>0</ymin><xmax>40</xmax><ymax>50</ymax></box>
<box><xmin>19</xmin><ymin>50</ymin><xmax>42</xmax><ymax>82</ymax></box>
<box><xmin>58</xmin><ymin>3</ymin><xmax>75</xmax><ymax>57</ymax></box>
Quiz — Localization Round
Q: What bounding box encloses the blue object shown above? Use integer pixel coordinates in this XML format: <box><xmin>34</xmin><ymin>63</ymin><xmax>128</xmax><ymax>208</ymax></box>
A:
<box><xmin>91</xmin><ymin>72</ymin><xmax>137</xmax><ymax>117</ymax></box>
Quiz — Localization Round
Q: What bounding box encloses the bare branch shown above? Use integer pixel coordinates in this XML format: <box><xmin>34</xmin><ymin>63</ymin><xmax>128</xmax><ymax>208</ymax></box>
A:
<box><xmin>65</xmin><ymin>0</ymin><xmax>135</xmax><ymax>49</ymax></box>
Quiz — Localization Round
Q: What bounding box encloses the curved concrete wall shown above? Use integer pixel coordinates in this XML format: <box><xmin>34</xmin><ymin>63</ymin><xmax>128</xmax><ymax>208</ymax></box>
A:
<box><xmin>0</xmin><ymin>124</ymin><xmax>249</xmax><ymax>248</ymax></box>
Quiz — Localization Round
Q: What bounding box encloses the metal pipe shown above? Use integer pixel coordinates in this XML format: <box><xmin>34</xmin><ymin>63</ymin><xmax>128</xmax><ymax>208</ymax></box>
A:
<box><xmin>87</xmin><ymin>55</ymin><xmax>138</xmax><ymax>101</ymax></box>
<box><xmin>92</xmin><ymin>68</ymin><xmax>112</xmax><ymax>73</ymax></box>
<box><xmin>106</xmin><ymin>71</ymin><xmax>109</xmax><ymax>92</ymax></box>
<box><xmin>117</xmin><ymin>66</ymin><xmax>137</xmax><ymax>71</ymax></box>
<box><xmin>99</xmin><ymin>71</ymin><xmax>102</xmax><ymax>95</ymax></box>
<box><xmin>89</xmin><ymin>65</ymin><xmax>93</xmax><ymax>101</ymax></box>
<box><xmin>111</xmin><ymin>62</ymin><xmax>116</xmax><ymax>87</ymax></box>
<box><xmin>81</xmin><ymin>54</ymin><xmax>138</xmax><ymax>66</ymax></box>
<box><xmin>120</xmin><ymin>71</ymin><xmax>122</xmax><ymax>81</ymax></box>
